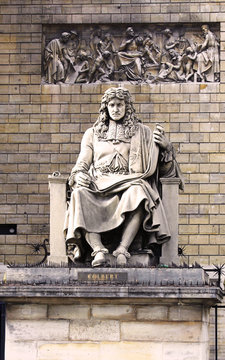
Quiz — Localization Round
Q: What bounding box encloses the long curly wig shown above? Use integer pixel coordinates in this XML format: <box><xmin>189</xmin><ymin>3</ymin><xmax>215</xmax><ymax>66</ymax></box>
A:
<box><xmin>94</xmin><ymin>87</ymin><xmax>141</xmax><ymax>140</ymax></box>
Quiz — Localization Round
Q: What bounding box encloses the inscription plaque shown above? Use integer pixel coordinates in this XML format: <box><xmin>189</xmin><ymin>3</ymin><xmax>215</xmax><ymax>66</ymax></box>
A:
<box><xmin>78</xmin><ymin>272</ymin><xmax>128</xmax><ymax>282</ymax></box>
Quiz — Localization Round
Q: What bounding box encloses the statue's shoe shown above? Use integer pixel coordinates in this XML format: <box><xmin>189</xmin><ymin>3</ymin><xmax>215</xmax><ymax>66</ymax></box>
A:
<box><xmin>92</xmin><ymin>251</ymin><xmax>106</xmax><ymax>267</ymax></box>
<box><xmin>116</xmin><ymin>253</ymin><xmax>127</xmax><ymax>267</ymax></box>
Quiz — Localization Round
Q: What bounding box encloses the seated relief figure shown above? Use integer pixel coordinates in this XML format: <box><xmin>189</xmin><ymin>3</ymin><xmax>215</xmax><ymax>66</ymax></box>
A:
<box><xmin>64</xmin><ymin>87</ymin><xmax>183</xmax><ymax>267</ymax></box>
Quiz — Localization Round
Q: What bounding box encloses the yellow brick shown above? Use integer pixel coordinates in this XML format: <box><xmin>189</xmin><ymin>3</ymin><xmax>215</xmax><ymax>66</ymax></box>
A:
<box><xmin>189</xmin><ymin>235</ymin><xmax>209</xmax><ymax>245</ymax></box>
<box><xmin>210</xmin><ymin>154</ymin><xmax>225</xmax><ymax>163</ymax></box>
<box><xmin>199</xmin><ymin>245</ymin><xmax>218</xmax><ymax>255</ymax></box>
<box><xmin>219</xmin><ymin>205</ymin><xmax>225</xmax><ymax>214</ymax></box>
<box><xmin>189</xmin><ymin>256</ymin><xmax>209</xmax><ymax>266</ymax></box>
<box><xmin>210</xmin><ymin>235</ymin><xmax>225</xmax><ymax>245</ymax></box>
<box><xmin>190</xmin><ymin>194</ymin><xmax>209</xmax><ymax>204</ymax></box>
<box><xmin>179</xmin><ymin>225</ymin><xmax>198</xmax><ymax>234</ymax></box>
<box><xmin>190</xmin><ymin>132</ymin><xmax>209</xmax><ymax>142</ymax></box>
<box><xmin>190</xmin><ymin>94</ymin><xmax>210</xmax><ymax>103</ymax></box>
<box><xmin>190</xmin><ymin>154</ymin><xmax>209</xmax><ymax>163</ymax></box>
<box><xmin>159</xmin><ymin>83</ymin><xmax>180</xmax><ymax>93</ymax></box>
<box><xmin>179</xmin><ymin>194</ymin><xmax>189</xmax><ymax>204</ymax></box>
<box><xmin>19</xmin><ymin>124</ymin><xmax>40</xmax><ymax>133</ymax></box>
<box><xmin>210</xmin><ymin>194</ymin><xmax>225</xmax><ymax>204</ymax></box>
<box><xmin>180</xmin><ymin>143</ymin><xmax>199</xmax><ymax>153</ymax></box>
<box><xmin>200</xmin><ymin>143</ymin><xmax>219</xmax><ymax>152</ymax></box>
<box><xmin>160</xmin><ymin>104</ymin><xmax>179</xmax><ymax>113</ymax></box>
<box><xmin>51</xmin><ymin>134</ymin><xmax>71</xmax><ymax>143</ymax></box>
<box><xmin>190</xmin><ymin>174</ymin><xmax>209</xmax><ymax>183</ymax></box>
<box><xmin>170</xmin><ymin>113</ymin><xmax>189</xmax><ymax>122</ymax></box>
<box><xmin>190</xmin><ymin>112</ymin><xmax>209</xmax><ymax>122</ymax></box>
<box><xmin>209</xmin><ymin>255</ymin><xmax>225</xmax><ymax>264</ymax></box>
<box><xmin>210</xmin><ymin>173</ymin><xmax>225</xmax><ymax>183</ymax></box>
<box><xmin>210</xmin><ymin>133</ymin><xmax>225</xmax><ymax>142</ymax></box>
<box><xmin>180</xmin><ymin>103</ymin><xmax>200</xmax><ymax>113</ymax></box>
<box><xmin>5</xmin><ymin>255</ymin><xmax>26</xmax><ymax>264</ymax></box>
<box><xmin>0</xmin><ymin>124</ymin><xmax>19</xmax><ymax>133</ymax></box>
<box><xmin>41</xmin><ymin>124</ymin><xmax>59</xmax><ymax>133</ymax></box>
<box><xmin>180</xmin><ymin>163</ymin><xmax>199</xmax><ymax>173</ymax></box>
<box><xmin>200</xmin><ymin>184</ymin><xmax>219</xmax><ymax>193</ymax></box>
<box><xmin>10</xmin><ymin>75</ymin><xmax>30</xmax><ymax>84</ymax></box>
<box><xmin>184</xmin><ymin>184</ymin><xmax>200</xmax><ymax>194</ymax></box>
<box><xmin>20</xmin><ymin>104</ymin><xmax>40</xmax><ymax>113</ymax></box>
<box><xmin>31</xmin><ymin>94</ymin><xmax>51</xmax><ymax>103</ymax></box>
<box><xmin>200</xmin><ymin>164</ymin><xmax>219</xmax><ymax>173</ymax></box>
<box><xmin>0</xmin><ymin>245</ymin><xmax>16</xmax><ymax>255</ymax></box>
<box><xmin>186</xmin><ymin>245</ymin><xmax>199</xmax><ymax>255</ymax></box>
<box><xmin>189</xmin><ymin>215</ymin><xmax>209</xmax><ymax>225</ymax></box>
<box><xmin>200</xmin><ymin>103</ymin><xmax>219</xmax><ymax>113</ymax></box>
<box><xmin>170</xmin><ymin>133</ymin><xmax>189</xmax><ymax>142</ymax></box>
<box><xmin>180</xmin><ymin>205</ymin><xmax>198</xmax><ymax>214</ymax></box>
<box><xmin>41</xmin><ymin>104</ymin><xmax>60</xmax><ymax>113</ymax></box>
<box><xmin>200</xmin><ymin>205</ymin><xmax>219</xmax><ymax>214</ymax></box>
<box><xmin>199</xmin><ymin>225</ymin><xmax>219</xmax><ymax>235</ymax></box>
<box><xmin>210</xmin><ymin>215</ymin><xmax>225</xmax><ymax>224</ymax></box>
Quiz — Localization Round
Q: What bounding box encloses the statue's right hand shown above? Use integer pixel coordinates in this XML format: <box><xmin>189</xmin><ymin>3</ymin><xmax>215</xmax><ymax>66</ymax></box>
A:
<box><xmin>74</xmin><ymin>172</ymin><xmax>92</xmax><ymax>188</ymax></box>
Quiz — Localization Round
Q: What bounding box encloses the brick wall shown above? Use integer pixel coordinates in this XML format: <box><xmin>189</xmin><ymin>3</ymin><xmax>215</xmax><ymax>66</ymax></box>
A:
<box><xmin>0</xmin><ymin>0</ymin><xmax>225</xmax><ymax>266</ymax></box>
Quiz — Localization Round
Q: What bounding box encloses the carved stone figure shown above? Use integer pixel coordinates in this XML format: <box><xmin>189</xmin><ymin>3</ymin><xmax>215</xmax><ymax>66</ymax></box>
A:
<box><xmin>88</xmin><ymin>31</ymin><xmax>115</xmax><ymax>83</ymax></box>
<box><xmin>44</xmin><ymin>32</ymin><xmax>71</xmax><ymax>84</ymax></box>
<box><xmin>43</xmin><ymin>25</ymin><xmax>219</xmax><ymax>84</ymax></box>
<box><xmin>183</xmin><ymin>46</ymin><xmax>197</xmax><ymax>82</ymax></box>
<box><xmin>66</xmin><ymin>50</ymin><xmax>89</xmax><ymax>84</ymax></box>
<box><xmin>143</xmin><ymin>32</ymin><xmax>160</xmax><ymax>66</ymax></box>
<box><xmin>118</xmin><ymin>27</ymin><xmax>143</xmax><ymax>81</ymax></box>
<box><xmin>64</xmin><ymin>87</ymin><xmax>183</xmax><ymax>267</ymax></box>
<box><xmin>194</xmin><ymin>24</ymin><xmax>220</xmax><ymax>82</ymax></box>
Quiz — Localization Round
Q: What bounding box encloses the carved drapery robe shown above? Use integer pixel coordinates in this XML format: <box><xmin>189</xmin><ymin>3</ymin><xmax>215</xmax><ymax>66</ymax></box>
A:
<box><xmin>194</xmin><ymin>30</ymin><xmax>219</xmax><ymax>82</ymax></box>
<box><xmin>64</xmin><ymin>122</ymin><xmax>181</xmax><ymax>255</ymax></box>
<box><xmin>44</xmin><ymin>39</ymin><xmax>65</xmax><ymax>83</ymax></box>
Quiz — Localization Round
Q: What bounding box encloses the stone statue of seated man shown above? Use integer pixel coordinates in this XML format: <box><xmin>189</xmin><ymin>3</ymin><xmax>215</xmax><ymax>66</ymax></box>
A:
<box><xmin>64</xmin><ymin>87</ymin><xmax>183</xmax><ymax>267</ymax></box>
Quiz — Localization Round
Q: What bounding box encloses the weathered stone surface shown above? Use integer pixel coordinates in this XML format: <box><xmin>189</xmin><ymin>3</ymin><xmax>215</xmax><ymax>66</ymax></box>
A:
<box><xmin>7</xmin><ymin>304</ymin><xmax>47</xmax><ymax>320</ymax></box>
<box><xmin>121</xmin><ymin>321</ymin><xmax>203</xmax><ymax>342</ymax></box>
<box><xmin>7</xmin><ymin>320</ymin><xmax>69</xmax><ymax>341</ymax></box>
<box><xmin>92</xmin><ymin>305</ymin><xmax>135</xmax><ymax>320</ymax></box>
<box><xmin>136</xmin><ymin>305</ymin><xmax>168</xmax><ymax>321</ymax></box>
<box><xmin>168</xmin><ymin>305</ymin><xmax>202</xmax><ymax>322</ymax></box>
<box><xmin>162</xmin><ymin>342</ymin><xmax>205</xmax><ymax>360</ymax></box>
<box><xmin>69</xmin><ymin>319</ymin><xmax>120</xmax><ymax>341</ymax></box>
<box><xmin>6</xmin><ymin>340</ymin><xmax>37</xmax><ymax>360</ymax></box>
<box><xmin>38</xmin><ymin>342</ymin><xmax>163</xmax><ymax>360</ymax></box>
<box><xmin>48</xmin><ymin>305</ymin><xmax>90</xmax><ymax>320</ymax></box>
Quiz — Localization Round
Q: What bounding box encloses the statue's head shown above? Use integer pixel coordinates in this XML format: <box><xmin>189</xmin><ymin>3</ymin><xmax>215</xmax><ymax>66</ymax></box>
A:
<box><xmin>99</xmin><ymin>87</ymin><xmax>133</xmax><ymax>119</ymax></box>
<box><xmin>126</xmin><ymin>27</ymin><xmax>135</xmax><ymax>38</ymax></box>
<box><xmin>201</xmin><ymin>24</ymin><xmax>209</xmax><ymax>35</ymax></box>
<box><xmin>61</xmin><ymin>32</ymin><xmax>70</xmax><ymax>43</ymax></box>
<box><xmin>94</xmin><ymin>87</ymin><xmax>140</xmax><ymax>140</ymax></box>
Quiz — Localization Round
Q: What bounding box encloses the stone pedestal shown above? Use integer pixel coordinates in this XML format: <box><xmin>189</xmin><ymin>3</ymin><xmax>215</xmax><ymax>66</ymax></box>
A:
<box><xmin>160</xmin><ymin>178</ymin><xmax>181</xmax><ymax>265</ymax></box>
<box><xmin>48</xmin><ymin>174</ymin><xmax>68</xmax><ymax>264</ymax></box>
<box><xmin>0</xmin><ymin>267</ymin><xmax>222</xmax><ymax>360</ymax></box>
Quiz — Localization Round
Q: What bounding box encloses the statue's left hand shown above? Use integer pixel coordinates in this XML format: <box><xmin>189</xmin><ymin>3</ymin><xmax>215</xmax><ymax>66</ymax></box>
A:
<box><xmin>153</xmin><ymin>124</ymin><xmax>171</xmax><ymax>151</ymax></box>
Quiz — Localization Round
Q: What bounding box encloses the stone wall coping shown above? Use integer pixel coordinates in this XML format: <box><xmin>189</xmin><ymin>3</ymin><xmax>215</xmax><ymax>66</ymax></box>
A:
<box><xmin>0</xmin><ymin>285</ymin><xmax>222</xmax><ymax>305</ymax></box>
<box><xmin>0</xmin><ymin>267</ymin><xmax>223</xmax><ymax>304</ymax></box>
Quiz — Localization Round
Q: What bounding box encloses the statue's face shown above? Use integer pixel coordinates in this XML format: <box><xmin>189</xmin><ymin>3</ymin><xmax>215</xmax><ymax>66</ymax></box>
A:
<box><xmin>202</xmin><ymin>26</ymin><xmax>208</xmax><ymax>35</ymax></box>
<box><xmin>107</xmin><ymin>97</ymin><xmax>126</xmax><ymax>122</ymax></box>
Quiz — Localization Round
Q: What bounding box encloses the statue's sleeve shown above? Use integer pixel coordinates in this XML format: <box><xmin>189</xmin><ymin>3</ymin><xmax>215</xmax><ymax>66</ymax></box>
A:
<box><xmin>71</xmin><ymin>127</ymin><xmax>94</xmax><ymax>175</ymax></box>
<box><xmin>159</xmin><ymin>145</ymin><xmax>184</xmax><ymax>190</ymax></box>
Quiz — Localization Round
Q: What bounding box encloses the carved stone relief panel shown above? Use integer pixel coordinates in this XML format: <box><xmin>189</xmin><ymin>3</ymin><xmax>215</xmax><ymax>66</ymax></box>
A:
<box><xmin>42</xmin><ymin>23</ymin><xmax>220</xmax><ymax>84</ymax></box>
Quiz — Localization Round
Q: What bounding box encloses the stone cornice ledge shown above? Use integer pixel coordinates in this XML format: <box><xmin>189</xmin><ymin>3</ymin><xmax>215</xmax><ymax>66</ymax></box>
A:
<box><xmin>0</xmin><ymin>267</ymin><xmax>223</xmax><ymax>304</ymax></box>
